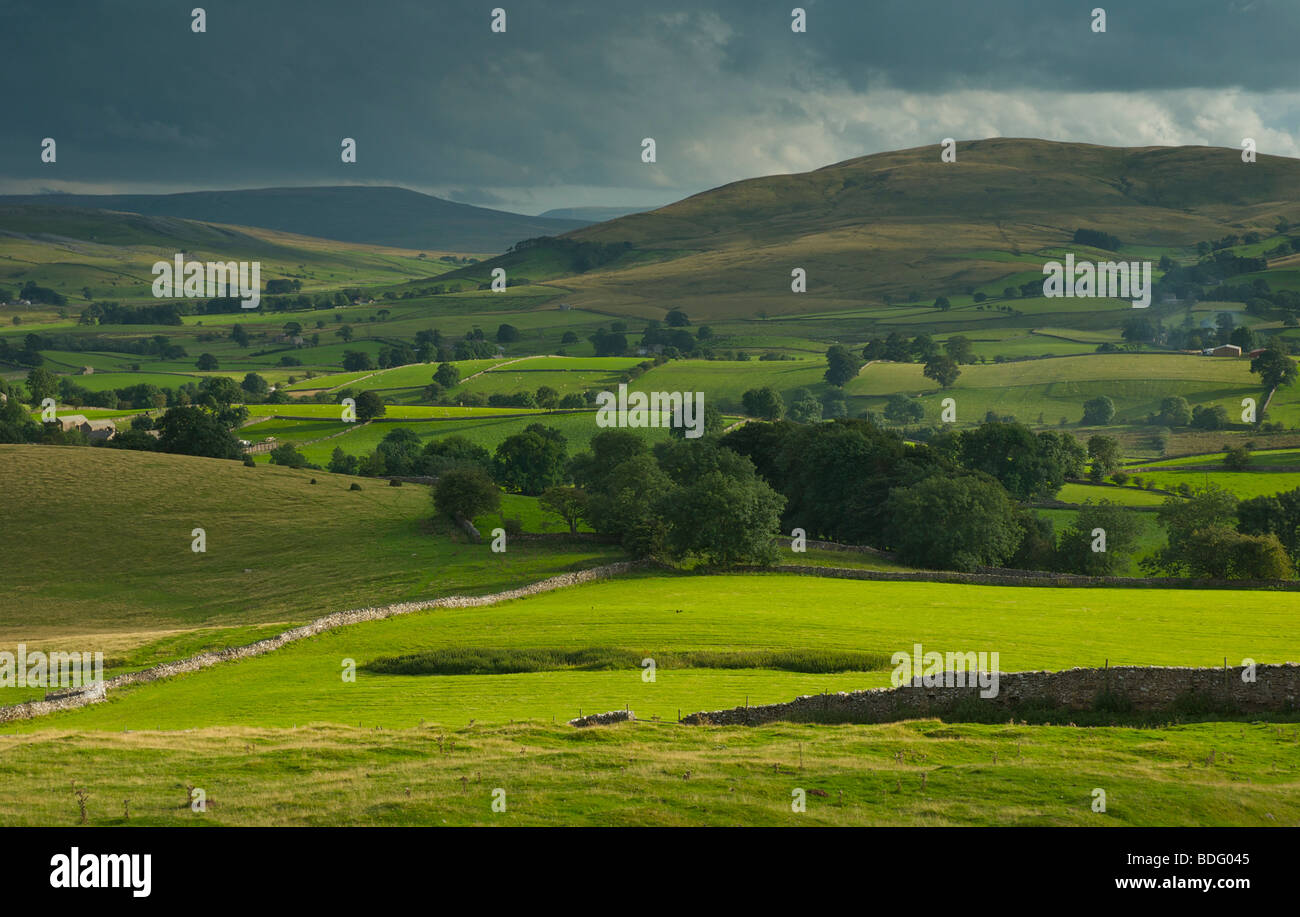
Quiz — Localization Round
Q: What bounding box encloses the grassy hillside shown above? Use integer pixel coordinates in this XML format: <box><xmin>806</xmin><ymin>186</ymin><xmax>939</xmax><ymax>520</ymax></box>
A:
<box><xmin>0</xmin><ymin>445</ymin><xmax>619</xmax><ymax>657</ymax></box>
<box><xmin>0</xmin><ymin>205</ymin><xmax>449</xmax><ymax>303</ymax></box>
<box><xmin>482</xmin><ymin>138</ymin><xmax>1300</xmax><ymax>320</ymax></box>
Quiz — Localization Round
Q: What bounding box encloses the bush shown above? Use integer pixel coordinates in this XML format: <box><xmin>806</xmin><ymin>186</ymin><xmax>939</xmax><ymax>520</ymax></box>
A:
<box><xmin>269</xmin><ymin>443</ymin><xmax>308</xmax><ymax>468</ymax></box>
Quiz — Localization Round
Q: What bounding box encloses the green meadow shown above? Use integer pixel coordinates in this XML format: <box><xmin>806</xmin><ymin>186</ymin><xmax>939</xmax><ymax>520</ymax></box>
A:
<box><xmin>14</xmin><ymin>572</ymin><xmax>1298</xmax><ymax>731</ymax></box>
<box><xmin>845</xmin><ymin>354</ymin><xmax>1267</xmax><ymax>426</ymax></box>
<box><xmin>3</xmin><ymin>720</ymin><xmax>1296</xmax><ymax>827</ymax></box>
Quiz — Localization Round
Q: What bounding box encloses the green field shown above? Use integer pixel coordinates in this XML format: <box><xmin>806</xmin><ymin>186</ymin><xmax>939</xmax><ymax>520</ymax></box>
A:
<box><xmin>1115</xmin><ymin>468</ymin><xmax>1300</xmax><ymax>500</ymax></box>
<box><xmin>846</xmin><ymin>353</ymin><xmax>1269</xmax><ymax>427</ymax></box>
<box><xmin>1054</xmin><ymin>482</ymin><xmax>1171</xmax><ymax>506</ymax></box>
<box><xmin>15</xmin><ymin>571</ymin><xmax>1298</xmax><ymax>730</ymax></box>
<box><xmin>1</xmin><ymin>719</ymin><xmax>1295</xmax><ymax>826</ymax></box>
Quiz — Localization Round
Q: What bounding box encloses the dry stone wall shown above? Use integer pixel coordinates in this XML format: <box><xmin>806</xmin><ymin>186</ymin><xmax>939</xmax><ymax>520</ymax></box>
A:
<box><xmin>681</xmin><ymin>663</ymin><xmax>1300</xmax><ymax>726</ymax></box>
<box><xmin>0</xmin><ymin>561</ymin><xmax>641</xmax><ymax>725</ymax></box>
<box><xmin>570</xmin><ymin>710</ymin><xmax>635</xmax><ymax>727</ymax></box>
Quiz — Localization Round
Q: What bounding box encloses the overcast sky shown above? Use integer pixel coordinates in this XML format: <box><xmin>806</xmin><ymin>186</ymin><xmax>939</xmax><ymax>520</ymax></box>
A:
<box><xmin>2</xmin><ymin>0</ymin><xmax>1297</xmax><ymax>214</ymax></box>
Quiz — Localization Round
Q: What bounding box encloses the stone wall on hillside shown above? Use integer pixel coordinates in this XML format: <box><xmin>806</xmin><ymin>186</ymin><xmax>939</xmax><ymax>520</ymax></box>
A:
<box><xmin>681</xmin><ymin>663</ymin><xmax>1300</xmax><ymax>726</ymax></box>
<box><xmin>0</xmin><ymin>561</ymin><xmax>642</xmax><ymax>725</ymax></box>
<box><xmin>570</xmin><ymin>710</ymin><xmax>635</xmax><ymax>727</ymax></box>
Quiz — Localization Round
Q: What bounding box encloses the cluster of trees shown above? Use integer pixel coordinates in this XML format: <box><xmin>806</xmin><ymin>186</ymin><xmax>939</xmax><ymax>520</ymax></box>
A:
<box><xmin>931</xmin><ymin>423</ymin><xmax>1086</xmax><ymax>500</ymax></box>
<box><xmin>742</xmin><ymin>387</ymin><xmax>842</xmax><ymax>425</ymax></box>
<box><xmin>13</xmin><ymin>281</ymin><xmax>66</xmax><ymax>306</ymax></box>
<box><xmin>720</xmin><ymin>418</ymin><xmax>1128</xmax><ymax>573</ymax></box>
<box><xmin>711</xmin><ymin>416</ymin><xmax>1297</xmax><ymax>578</ymax></box>
<box><xmin>426</xmin><ymin>427</ymin><xmax>785</xmax><ymax>566</ymax></box>
<box><xmin>1</xmin><ymin>331</ymin><xmax>189</xmax><ymax>369</ymax></box>
<box><xmin>506</xmin><ymin>237</ymin><xmax>633</xmax><ymax>273</ymax></box>
<box><xmin>1072</xmin><ymin>228</ymin><xmax>1123</xmax><ymax>251</ymax></box>
<box><xmin>860</xmin><ymin>332</ymin><xmax>975</xmax><ymax>366</ymax></box>
<box><xmin>484</xmin><ymin>389</ymin><xmax>586</xmax><ymax>410</ymax></box>
<box><xmin>1142</xmin><ymin>485</ymin><xmax>1295</xmax><ymax>580</ymax></box>
<box><xmin>78</xmin><ymin>301</ymin><xmax>184</xmax><ymax>326</ymax></box>
<box><xmin>328</xmin><ymin>429</ymin><xmax>492</xmax><ymax>479</ymax></box>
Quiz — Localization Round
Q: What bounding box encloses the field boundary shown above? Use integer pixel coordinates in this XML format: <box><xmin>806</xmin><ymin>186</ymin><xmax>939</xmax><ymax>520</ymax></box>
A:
<box><xmin>681</xmin><ymin>663</ymin><xmax>1300</xmax><ymax>726</ymax></box>
<box><xmin>748</xmin><ymin>563</ymin><xmax>1300</xmax><ymax>591</ymax></box>
<box><xmin>0</xmin><ymin>560</ymin><xmax>643</xmax><ymax>725</ymax></box>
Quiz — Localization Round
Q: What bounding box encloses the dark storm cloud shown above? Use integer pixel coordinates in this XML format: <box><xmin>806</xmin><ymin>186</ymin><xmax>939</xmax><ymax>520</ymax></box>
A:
<box><xmin>0</xmin><ymin>0</ymin><xmax>1295</xmax><ymax>209</ymax></box>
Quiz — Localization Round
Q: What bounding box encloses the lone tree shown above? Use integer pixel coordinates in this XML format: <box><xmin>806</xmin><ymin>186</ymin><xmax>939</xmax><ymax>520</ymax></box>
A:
<box><xmin>1086</xmin><ymin>434</ymin><xmax>1122</xmax><ymax>483</ymax></box>
<box><xmin>1081</xmin><ymin>395</ymin><xmax>1115</xmax><ymax>425</ymax></box>
<box><xmin>433</xmin><ymin>467</ymin><xmax>501</xmax><ymax>522</ymax></box>
<box><xmin>25</xmin><ymin>367</ymin><xmax>57</xmax><ymax>406</ymax></box>
<box><xmin>944</xmin><ymin>335</ymin><xmax>974</xmax><ymax>365</ymax></box>
<box><xmin>1250</xmin><ymin>348</ymin><xmax>1297</xmax><ymax>391</ymax></box>
<box><xmin>539</xmin><ymin>486</ymin><xmax>588</xmax><ymax>534</ymax></box>
<box><xmin>922</xmin><ymin>354</ymin><xmax>960</xmax><ymax>388</ymax></box>
<box><xmin>824</xmin><ymin>344</ymin><xmax>863</xmax><ymax>387</ymax></box>
<box><xmin>434</xmin><ymin>362</ymin><xmax>460</xmax><ymax>389</ymax></box>
<box><xmin>354</xmin><ymin>390</ymin><xmax>386</xmax><ymax>422</ymax></box>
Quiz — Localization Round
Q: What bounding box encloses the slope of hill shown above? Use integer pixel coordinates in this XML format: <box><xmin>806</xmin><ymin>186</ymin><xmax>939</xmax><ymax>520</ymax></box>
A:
<box><xmin>0</xmin><ymin>444</ymin><xmax>617</xmax><ymax>665</ymax></box>
<box><xmin>0</xmin><ymin>186</ymin><xmax>591</xmax><ymax>253</ymax></box>
<box><xmin>0</xmin><ymin>205</ymin><xmax>453</xmax><ymax>301</ymax></box>
<box><xmin>459</xmin><ymin>139</ymin><xmax>1300</xmax><ymax>320</ymax></box>
<box><xmin>538</xmin><ymin>205</ymin><xmax>650</xmax><ymax>222</ymax></box>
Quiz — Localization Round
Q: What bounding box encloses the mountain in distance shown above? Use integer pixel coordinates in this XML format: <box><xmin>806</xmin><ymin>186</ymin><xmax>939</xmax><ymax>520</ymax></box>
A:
<box><xmin>538</xmin><ymin>205</ymin><xmax>652</xmax><ymax>222</ymax></box>
<box><xmin>0</xmin><ymin>204</ymin><xmax>456</xmax><ymax>301</ymax></box>
<box><xmin>471</xmin><ymin>138</ymin><xmax>1300</xmax><ymax>320</ymax></box>
<box><xmin>0</xmin><ymin>186</ymin><xmax>591</xmax><ymax>254</ymax></box>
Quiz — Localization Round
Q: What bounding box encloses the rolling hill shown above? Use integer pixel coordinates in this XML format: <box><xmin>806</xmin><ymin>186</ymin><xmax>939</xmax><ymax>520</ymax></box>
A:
<box><xmin>0</xmin><ymin>186</ymin><xmax>591</xmax><ymax>253</ymax></box>
<box><xmin>0</xmin><ymin>204</ymin><xmax>455</xmax><ymax>301</ymax></box>
<box><xmin>451</xmin><ymin>138</ymin><xmax>1300</xmax><ymax>320</ymax></box>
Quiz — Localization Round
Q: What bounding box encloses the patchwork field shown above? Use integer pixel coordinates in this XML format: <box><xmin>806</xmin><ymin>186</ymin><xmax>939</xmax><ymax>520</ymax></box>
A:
<box><xmin>5</xmin><ymin>136</ymin><xmax>1300</xmax><ymax>834</ymax></box>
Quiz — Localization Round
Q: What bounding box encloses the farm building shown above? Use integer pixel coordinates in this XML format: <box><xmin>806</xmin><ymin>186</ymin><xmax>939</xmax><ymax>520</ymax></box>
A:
<box><xmin>1201</xmin><ymin>344</ymin><xmax>1242</xmax><ymax>357</ymax></box>
<box><xmin>55</xmin><ymin>415</ymin><xmax>116</xmax><ymax>441</ymax></box>
<box><xmin>80</xmin><ymin>420</ymin><xmax>117</xmax><ymax>441</ymax></box>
